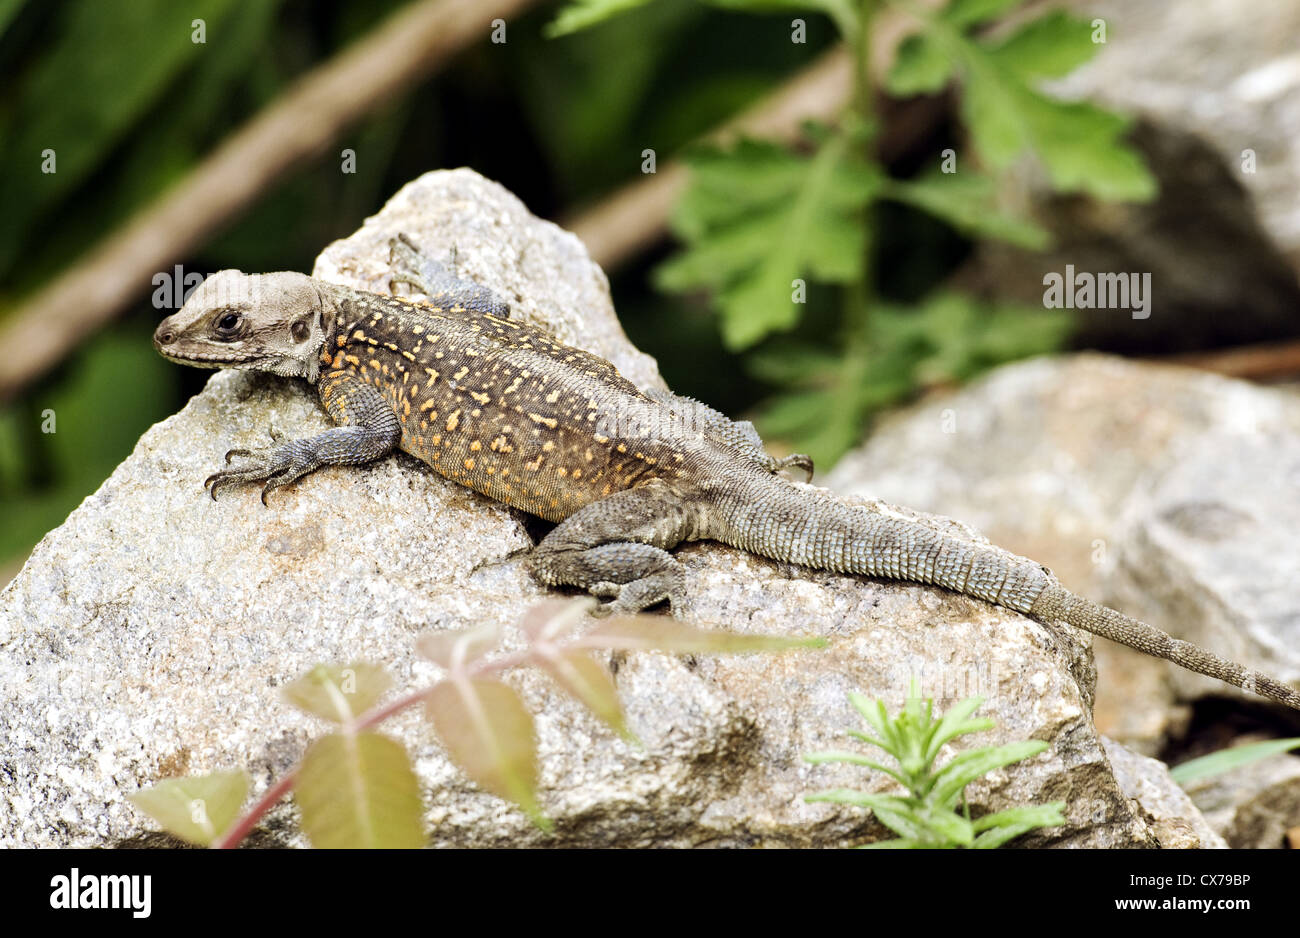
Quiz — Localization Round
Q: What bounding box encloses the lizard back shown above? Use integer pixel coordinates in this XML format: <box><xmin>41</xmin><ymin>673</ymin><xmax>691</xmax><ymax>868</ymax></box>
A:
<box><xmin>318</xmin><ymin>287</ymin><xmax>697</xmax><ymax>521</ymax></box>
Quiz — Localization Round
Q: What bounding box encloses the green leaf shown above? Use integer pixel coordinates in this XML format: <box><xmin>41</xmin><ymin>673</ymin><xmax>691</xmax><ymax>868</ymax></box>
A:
<box><xmin>971</xmin><ymin>802</ymin><xmax>1067</xmax><ymax>847</ymax></box>
<box><xmin>931</xmin><ymin>740</ymin><xmax>1048</xmax><ymax>808</ymax></box>
<box><xmin>0</xmin><ymin>0</ymin><xmax>246</xmax><ymax>276</ymax></box>
<box><xmin>804</xmin><ymin>750</ymin><xmax>911</xmax><ymax>788</ymax></box>
<box><xmin>886</xmin><ymin>34</ymin><xmax>954</xmax><ymax>96</ymax></box>
<box><xmin>0</xmin><ymin>0</ymin><xmax>26</xmax><ymax>41</ymax></box>
<box><xmin>917</xmin><ymin>803</ymin><xmax>974</xmax><ymax>846</ymax></box>
<box><xmin>545</xmin><ymin>0</ymin><xmax>654</xmax><ymax>37</ymax></box>
<box><xmin>127</xmin><ymin>771</ymin><xmax>248</xmax><ymax>847</ymax></box>
<box><xmin>416</xmin><ymin>622</ymin><xmax>502</xmax><ymax>672</ymax></box>
<box><xmin>577</xmin><ymin>616</ymin><xmax>823</xmax><ymax>654</ymax></box>
<box><xmin>958</xmin><ymin>41</ymin><xmax>1155</xmax><ymax>201</ymax></box>
<box><xmin>924</xmin><ymin>695</ymin><xmax>991</xmax><ymax>761</ymax></box>
<box><xmin>282</xmin><ymin>663</ymin><xmax>392</xmax><ymax>724</ymax></box>
<box><xmin>295</xmin><ymin>732</ymin><xmax>425</xmax><ymax>849</ymax></box>
<box><xmin>1170</xmin><ymin>738</ymin><xmax>1300</xmax><ymax>786</ymax></box>
<box><xmin>426</xmin><ymin>677</ymin><xmax>546</xmax><ymax>827</ymax></box>
<box><xmin>806</xmin><ymin>789</ymin><xmax>934</xmax><ymax>842</ymax></box>
<box><xmin>943</xmin><ymin>0</ymin><xmax>1024</xmax><ymax>28</ymax></box>
<box><xmin>988</xmin><ymin>11</ymin><xmax>1099</xmax><ymax>82</ymax></box>
<box><xmin>857</xmin><ymin>837</ymin><xmax>932</xmax><ymax>849</ymax></box>
<box><xmin>656</xmin><ymin>135</ymin><xmax>880</xmax><ymax>349</ymax></box>
<box><xmin>882</xmin><ymin>172</ymin><xmax>1051</xmax><ymax>249</ymax></box>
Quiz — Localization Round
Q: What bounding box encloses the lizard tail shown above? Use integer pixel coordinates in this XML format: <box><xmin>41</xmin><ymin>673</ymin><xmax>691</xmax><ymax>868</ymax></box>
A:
<box><xmin>1030</xmin><ymin>584</ymin><xmax>1300</xmax><ymax>711</ymax></box>
<box><xmin>716</xmin><ymin>475</ymin><xmax>1300</xmax><ymax>711</ymax></box>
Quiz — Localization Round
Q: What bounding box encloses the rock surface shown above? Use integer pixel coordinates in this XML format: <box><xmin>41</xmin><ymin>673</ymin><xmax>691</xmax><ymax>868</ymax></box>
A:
<box><xmin>1102</xmin><ymin>738</ymin><xmax>1226</xmax><ymax>850</ymax></box>
<box><xmin>962</xmin><ymin>0</ymin><xmax>1300</xmax><ymax>353</ymax></box>
<box><xmin>0</xmin><ymin>170</ymin><xmax>1215</xmax><ymax>848</ymax></box>
<box><xmin>1059</xmin><ymin>0</ymin><xmax>1300</xmax><ymax>264</ymax></box>
<box><xmin>827</xmin><ymin>355</ymin><xmax>1300</xmax><ymax>749</ymax></box>
<box><xmin>1183</xmin><ymin>751</ymin><xmax>1300</xmax><ymax>849</ymax></box>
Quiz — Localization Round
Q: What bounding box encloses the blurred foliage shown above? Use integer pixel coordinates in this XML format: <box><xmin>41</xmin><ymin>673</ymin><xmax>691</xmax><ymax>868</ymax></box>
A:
<box><xmin>561</xmin><ymin>0</ymin><xmax>1153</xmax><ymax>466</ymax></box>
<box><xmin>0</xmin><ymin>0</ymin><xmax>1144</xmax><ymax>577</ymax></box>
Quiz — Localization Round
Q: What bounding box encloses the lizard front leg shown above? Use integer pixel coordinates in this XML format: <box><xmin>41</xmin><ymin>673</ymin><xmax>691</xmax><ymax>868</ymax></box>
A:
<box><xmin>528</xmin><ymin>480</ymin><xmax>702</xmax><ymax>615</ymax></box>
<box><xmin>205</xmin><ymin>373</ymin><xmax>401</xmax><ymax>504</ymax></box>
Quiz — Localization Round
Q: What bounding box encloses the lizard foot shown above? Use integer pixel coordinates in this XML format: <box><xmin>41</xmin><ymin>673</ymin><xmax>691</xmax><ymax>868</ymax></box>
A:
<box><xmin>529</xmin><ymin>542</ymin><xmax>686</xmax><ymax>616</ymax></box>
<box><xmin>204</xmin><ymin>441</ymin><xmax>319</xmax><ymax>505</ymax></box>
<box><xmin>771</xmin><ymin>452</ymin><xmax>814</xmax><ymax>481</ymax></box>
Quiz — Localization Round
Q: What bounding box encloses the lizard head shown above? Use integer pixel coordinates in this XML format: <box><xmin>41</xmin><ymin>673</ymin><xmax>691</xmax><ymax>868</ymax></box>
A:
<box><xmin>153</xmin><ymin>270</ymin><xmax>334</xmax><ymax>382</ymax></box>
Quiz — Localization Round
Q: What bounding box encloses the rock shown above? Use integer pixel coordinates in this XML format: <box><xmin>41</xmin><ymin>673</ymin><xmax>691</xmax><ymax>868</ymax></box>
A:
<box><xmin>827</xmin><ymin>354</ymin><xmax>1300</xmax><ymax>748</ymax></box>
<box><xmin>1102</xmin><ymin>737</ymin><xmax>1226</xmax><ymax>849</ymax></box>
<box><xmin>959</xmin><ymin>0</ymin><xmax>1300</xmax><ymax>353</ymax></box>
<box><xmin>1182</xmin><ymin>751</ymin><xmax>1300</xmax><ymax>849</ymax></box>
<box><xmin>1057</xmin><ymin>0</ymin><xmax>1300</xmax><ymax>266</ymax></box>
<box><xmin>1</xmin><ymin>170</ymin><xmax>1172</xmax><ymax>848</ymax></box>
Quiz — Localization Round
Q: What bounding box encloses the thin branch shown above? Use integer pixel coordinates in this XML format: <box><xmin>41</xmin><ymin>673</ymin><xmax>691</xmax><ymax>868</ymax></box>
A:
<box><xmin>566</xmin><ymin>1</ymin><xmax>939</xmax><ymax>271</ymax></box>
<box><xmin>0</xmin><ymin>0</ymin><xmax>538</xmax><ymax>403</ymax></box>
<box><xmin>1156</xmin><ymin>339</ymin><xmax>1300</xmax><ymax>382</ymax></box>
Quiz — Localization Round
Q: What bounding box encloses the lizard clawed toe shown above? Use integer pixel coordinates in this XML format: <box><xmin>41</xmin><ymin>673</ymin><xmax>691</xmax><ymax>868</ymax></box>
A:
<box><xmin>203</xmin><ymin>444</ymin><xmax>315</xmax><ymax>504</ymax></box>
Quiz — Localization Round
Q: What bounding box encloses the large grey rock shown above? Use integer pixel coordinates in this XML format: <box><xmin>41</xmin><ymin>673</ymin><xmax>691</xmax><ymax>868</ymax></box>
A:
<box><xmin>1</xmin><ymin>170</ymin><xmax>1210</xmax><ymax>848</ymax></box>
<box><xmin>1058</xmin><ymin>0</ymin><xmax>1300</xmax><ymax>263</ymax></box>
<box><xmin>961</xmin><ymin>0</ymin><xmax>1300</xmax><ymax>353</ymax></box>
<box><xmin>828</xmin><ymin>355</ymin><xmax>1300</xmax><ymax>748</ymax></box>
<box><xmin>1182</xmin><ymin>750</ymin><xmax>1300</xmax><ymax>849</ymax></box>
<box><xmin>1102</xmin><ymin>737</ymin><xmax>1226</xmax><ymax>850</ymax></box>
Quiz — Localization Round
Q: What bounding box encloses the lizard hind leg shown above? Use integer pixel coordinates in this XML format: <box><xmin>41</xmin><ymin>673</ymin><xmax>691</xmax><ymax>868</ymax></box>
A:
<box><xmin>527</xmin><ymin>482</ymin><xmax>698</xmax><ymax>615</ymax></box>
<box><xmin>387</xmin><ymin>233</ymin><xmax>511</xmax><ymax>316</ymax></box>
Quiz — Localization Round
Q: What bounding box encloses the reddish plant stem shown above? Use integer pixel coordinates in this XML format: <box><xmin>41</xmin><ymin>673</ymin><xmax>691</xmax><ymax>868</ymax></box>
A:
<box><xmin>214</xmin><ymin>646</ymin><xmax>538</xmax><ymax>847</ymax></box>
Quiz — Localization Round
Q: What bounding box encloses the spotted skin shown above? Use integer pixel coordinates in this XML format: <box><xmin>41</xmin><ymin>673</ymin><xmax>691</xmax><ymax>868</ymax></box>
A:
<box><xmin>315</xmin><ymin>290</ymin><xmax>693</xmax><ymax>522</ymax></box>
<box><xmin>152</xmin><ymin>239</ymin><xmax>1300</xmax><ymax>712</ymax></box>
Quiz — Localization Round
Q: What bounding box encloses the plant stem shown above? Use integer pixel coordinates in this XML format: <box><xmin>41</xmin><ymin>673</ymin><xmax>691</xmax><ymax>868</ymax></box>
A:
<box><xmin>212</xmin><ymin>644</ymin><xmax>542</xmax><ymax>847</ymax></box>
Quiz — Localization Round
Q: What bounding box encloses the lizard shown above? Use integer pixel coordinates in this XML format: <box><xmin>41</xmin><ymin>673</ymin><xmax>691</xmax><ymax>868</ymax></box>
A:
<box><xmin>153</xmin><ymin>233</ymin><xmax>1300</xmax><ymax>712</ymax></box>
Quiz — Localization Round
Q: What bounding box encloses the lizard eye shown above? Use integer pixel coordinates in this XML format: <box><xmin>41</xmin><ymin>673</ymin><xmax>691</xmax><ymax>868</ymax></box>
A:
<box><xmin>214</xmin><ymin>311</ymin><xmax>242</xmax><ymax>337</ymax></box>
<box><xmin>290</xmin><ymin>318</ymin><xmax>310</xmax><ymax>342</ymax></box>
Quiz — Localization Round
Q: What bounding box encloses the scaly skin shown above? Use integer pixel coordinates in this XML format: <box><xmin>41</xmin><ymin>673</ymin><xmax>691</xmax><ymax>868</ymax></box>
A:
<box><xmin>153</xmin><ymin>235</ymin><xmax>1300</xmax><ymax>711</ymax></box>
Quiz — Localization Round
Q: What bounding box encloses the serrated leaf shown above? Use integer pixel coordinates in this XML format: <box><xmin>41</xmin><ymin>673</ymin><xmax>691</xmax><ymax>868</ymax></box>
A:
<box><xmin>295</xmin><ymin>732</ymin><xmax>425</xmax><ymax>849</ymax></box>
<box><xmin>656</xmin><ymin>135</ymin><xmax>880</xmax><ymax>350</ymax></box>
<box><xmin>577</xmin><ymin>616</ymin><xmax>823</xmax><ymax>654</ymax></box>
<box><xmin>931</xmin><ymin>740</ymin><xmax>1047</xmax><ymax>807</ymax></box>
<box><xmin>535</xmin><ymin>647</ymin><xmax>634</xmax><ymax>741</ymax></box>
<box><xmin>886</xmin><ymin>33</ymin><xmax>955</xmax><ymax>96</ymax></box>
<box><xmin>282</xmin><ymin>663</ymin><xmax>392</xmax><ymax>723</ymax></box>
<box><xmin>959</xmin><ymin>46</ymin><xmax>1155</xmax><ymax>201</ymax></box>
<box><xmin>988</xmin><ymin>11</ymin><xmax>1099</xmax><ymax>82</ymax></box>
<box><xmin>1169</xmin><ymin>738</ymin><xmax>1300</xmax><ymax>786</ymax></box>
<box><xmin>426</xmin><ymin>677</ymin><xmax>545</xmax><ymax>826</ymax></box>
<box><xmin>882</xmin><ymin>172</ymin><xmax>1050</xmax><ymax>249</ymax></box>
<box><xmin>127</xmin><ymin>771</ymin><xmax>248</xmax><ymax>847</ymax></box>
<box><xmin>417</xmin><ymin>622</ymin><xmax>502</xmax><ymax>671</ymax></box>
